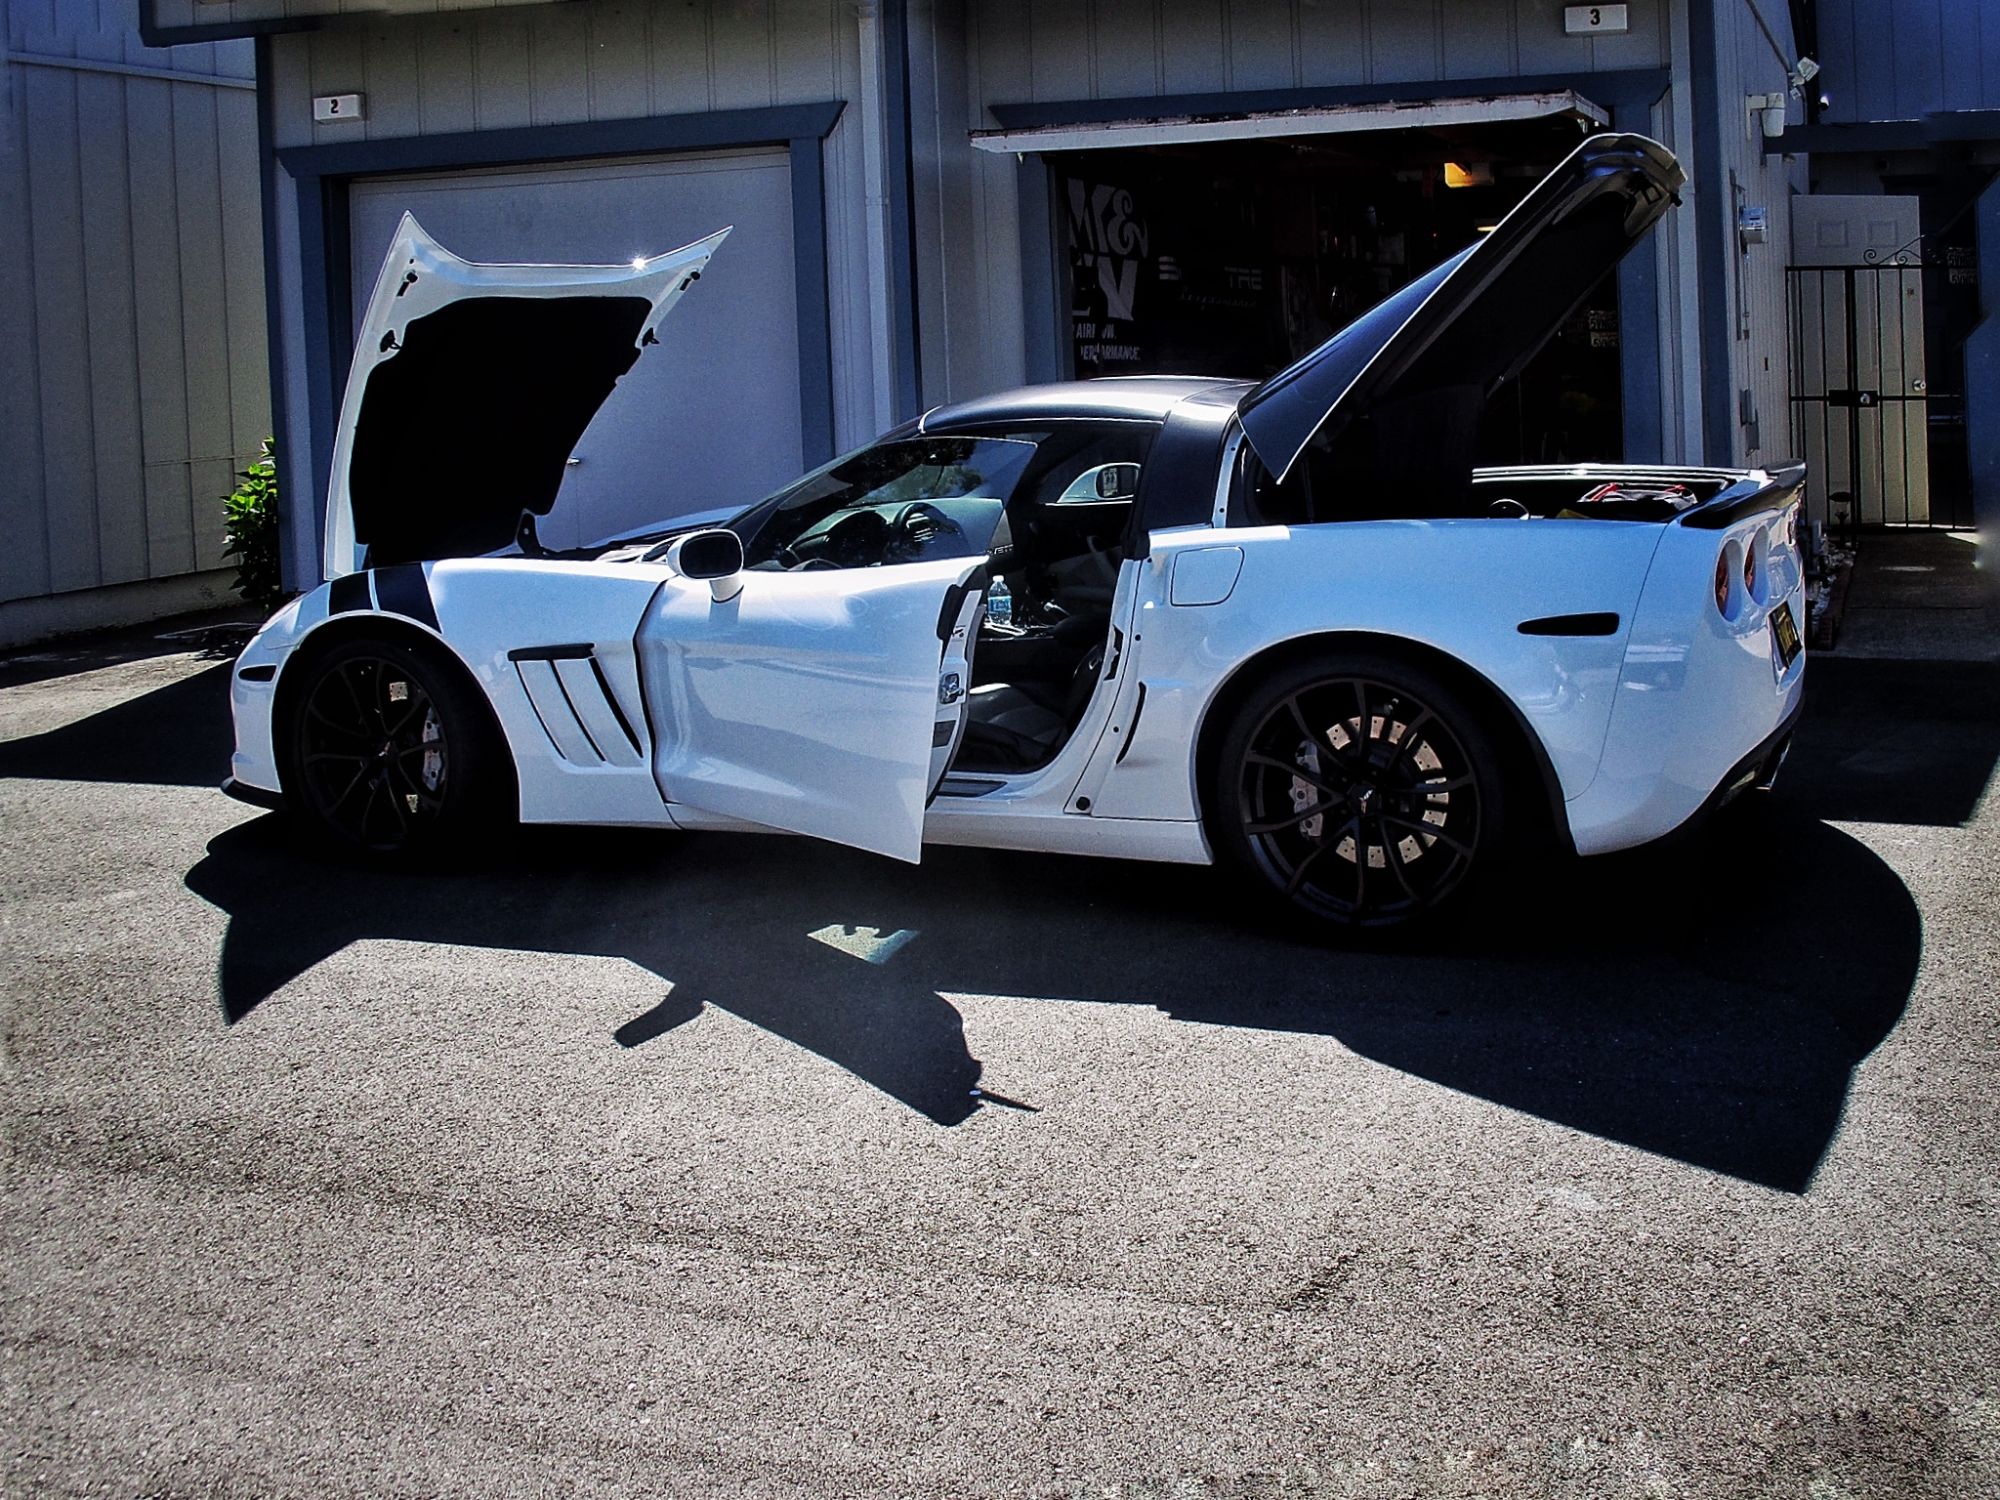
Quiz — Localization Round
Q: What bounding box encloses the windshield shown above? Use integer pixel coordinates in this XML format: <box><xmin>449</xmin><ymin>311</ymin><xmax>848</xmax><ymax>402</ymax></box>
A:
<box><xmin>731</xmin><ymin>435</ymin><xmax>1040</xmax><ymax>570</ymax></box>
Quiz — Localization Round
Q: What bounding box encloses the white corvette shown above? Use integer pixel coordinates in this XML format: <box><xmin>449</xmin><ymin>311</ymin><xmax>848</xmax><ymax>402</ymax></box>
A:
<box><xmin>226</xmin><ymin>133</ymin><xmax>1806</xmax><ymax>927</ymax></box>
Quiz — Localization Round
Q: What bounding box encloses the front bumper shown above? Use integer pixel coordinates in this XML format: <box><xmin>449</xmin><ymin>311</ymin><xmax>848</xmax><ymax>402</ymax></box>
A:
<box><xmin>221</xmin><ymin>776</ymin><xmax>285</xmax><ymax>811</ymax></box>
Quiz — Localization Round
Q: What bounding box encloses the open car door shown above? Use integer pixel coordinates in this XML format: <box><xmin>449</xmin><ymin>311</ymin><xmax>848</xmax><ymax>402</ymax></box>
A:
<box><xmin>638</xmin><ymin>556</ymin><xmax>987</xmax><ymax>863</ymax></box>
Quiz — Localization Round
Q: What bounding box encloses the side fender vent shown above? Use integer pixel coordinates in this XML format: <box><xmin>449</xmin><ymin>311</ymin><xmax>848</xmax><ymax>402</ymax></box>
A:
<box><xmin>508</xmin><ymin>645</ymin><xmax>646</xmax><ymax>768</ymax></box>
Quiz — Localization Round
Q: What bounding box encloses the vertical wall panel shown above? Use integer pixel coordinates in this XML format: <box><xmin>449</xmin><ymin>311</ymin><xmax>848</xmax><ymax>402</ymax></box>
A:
<box><xmin>529</xmin><ymin>4</ymin><xmax>592</xmax><ymax>124</ymax></box>
<box><xmin>362</xmin><ymin>23</ymin><xmax>423</xmax><ymax>139</ymax></box>
<box><xmin>472</xmin><ymin>11</ymin><xmax>532</xmax><ymax>129</ymax></box>
<box><xmin>1367</xmin><ymin>0</ymin><xmax>1442</xmax><ymax>83</ymax></box>
<box><xmin>965</xmin><ymin>0</ymin><xmax>1028</xmax><ymax>400</ymax></box>
<box><xmin>0</xmin><ymin>43</ymin><xmax>54</xmax><ymax>602</ymax></box>
<box><xmin>1937</xmin><ymin>0</ymin><xmax>1987</xmax><ymax>112</ymax></box>
<box><xmin>588</xmin><ymin>1</ymin><xmax>653</xmax><ymax>119</ymax></box>
<box><xmin>1891</xmin><ymin>0</ymin><xmax>1942</xmax><ymax>121</ymax></box>
<box><xmin>650</xmin><ymin>0</ymin><xmax>712</xmax><ymax>113</ymax></box>
<box><xmin>770</xmin><ymin>0</ymin><xmax>833</xmax><ymax>104</ymax></box>
<box><xmin>1091</xmin><ymin>0</ymin><xmax>1157</xmax><ymax>98</ymax></box>
<box><xmin>1156</xmin><ymin>0</ymin><xmax>1226</xmax><ymax>94</ymax></box>
<box><xmin>1025</xmin><ymin>1</ymin><xmax>1088</xmax><ymax>102</ymax></box>
<box><xmin>125</xmin><ymin>74</ymin><xmax>197</xmax><ymax>579</ymax></box>
<box><xmin>266</xmin><ymin>18</ymin><xmax>315</xmax><ymax>148</ymax></box>
<box><xmin>218</xmin><ymin>88</ymin><xmax>269</xmax><ymax>458</ymax></box>
<box><xmin>1227</xmin><ymin>0</ymin><xmax>1298</xmax><ymax>92</ymax></box>
<box><xmin>1441</xmin><ymin>0</ymin><xmax>1512</xmax><ymax>79</ymax></box>
<box><xmin>305</xmin><ymin>27</ymin><xmax>366</xmax><ymax>145</ymax></box>
<box><xmin>417</xmin><ymin>20</ymin><xmax>478</xmax><ymax>133</ymax></box>
<box><xmin>75</xmin><ymin>71</ymin><xmax>148</xmax><ymax>585</ymax></box>
<box><xmin>706</xmin><ymin>0</ymin><xmax>773</xmax><ymax>109</ymax></box>
<box><xmin>170</xmin><ymin>81</ymin><xmax>234</xmax><ymax>570</ymax></box>
<box><xmin>1516</xmin><ymin>0</ymin><xmax>1579</xmax><ymax>74</ymax></box>
<box><xmin>24</xmin><ymin>66</ymin><xmax>99</xmax><ymax>593</ymax></box>
<box><xmin>1585</xmin><ymin>0</ymin><xmax>1669</xmax><ymax>73</ymax></box>
<box><xmin>1296</xmin><ymin>0</ymin><xmax>1368</xmax><ymax>87</ymax></box>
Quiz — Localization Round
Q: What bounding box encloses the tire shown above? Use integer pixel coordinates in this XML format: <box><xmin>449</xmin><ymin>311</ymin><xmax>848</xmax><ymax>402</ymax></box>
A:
<box><xmin>282</xmin><ymin>635</ymin><xmax>512</xmax><ymax>859</ymax></box>
<box><xmin>1207</xmin><ymin>650</ymin><xmax>1510</xmax><ymax>929</ymax></box>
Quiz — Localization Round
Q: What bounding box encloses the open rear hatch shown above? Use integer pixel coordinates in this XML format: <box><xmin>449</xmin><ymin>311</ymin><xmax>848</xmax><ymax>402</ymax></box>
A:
<box><xmin>1234</xmin><ymin>133</ymin><xmax>1685</xmax><ymax>486</ymax></box>
<box><xmin>324</xmin><ymin>215</ymin><xmax>729</xmax><ymax>578</ymax></box>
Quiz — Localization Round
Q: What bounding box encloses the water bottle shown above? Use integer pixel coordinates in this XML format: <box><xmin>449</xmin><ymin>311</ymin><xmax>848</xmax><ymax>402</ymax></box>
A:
<box><xmin>986</xmin><ymin>576</ymin><xmax>1012</xmax><ymax>628</ymax></box>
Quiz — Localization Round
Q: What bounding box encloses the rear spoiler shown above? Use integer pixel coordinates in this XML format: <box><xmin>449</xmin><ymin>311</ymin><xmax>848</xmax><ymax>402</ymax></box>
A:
<box><xmin>1678</xmin><ymin>462</ymin><xmax>1806</xmax><ymax>531</ymax></box>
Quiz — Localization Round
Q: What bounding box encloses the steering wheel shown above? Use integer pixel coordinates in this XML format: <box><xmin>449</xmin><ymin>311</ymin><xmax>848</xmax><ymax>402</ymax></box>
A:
<box><xmin>889</xmin><ymin>501</ymin><xmax>963</xmax><ymax>551</ymax></box>
<box><xmin>775</xmin><ymin>541</ymin><xmax>837</xmax><ymax>570</ymax></box>
<box><xmin>817</xmin><ymin>509</ymin><xmax>890</xmax><ymax>567</ymax></box>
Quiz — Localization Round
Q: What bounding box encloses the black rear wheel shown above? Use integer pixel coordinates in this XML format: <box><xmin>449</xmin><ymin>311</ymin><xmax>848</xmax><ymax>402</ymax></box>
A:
<box><xmin>285</xmin><ymin>637</ymin><xmax>508</xmax><ymax>857</ymax></box>
<box><xmin>1211</xmin><ymin>654</ymin><xmax>1506</xmax><ymax>928</ymax></box>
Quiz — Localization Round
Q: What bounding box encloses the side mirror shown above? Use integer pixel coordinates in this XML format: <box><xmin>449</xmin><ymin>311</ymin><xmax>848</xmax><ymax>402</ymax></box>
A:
<box><xmin>666</xmin><ymin>528</ymin><xmax>745</xmax><ymax>603</ymax></box>
<box><xmin>1096</xmin><ymin>462</ymin><xmax>1141</xmax><ymax>500</ymax></box>
<box><xmin>1053</xmin><ymin>462</ymin><xmax>1143</xmax><ymax>505</ymax></box>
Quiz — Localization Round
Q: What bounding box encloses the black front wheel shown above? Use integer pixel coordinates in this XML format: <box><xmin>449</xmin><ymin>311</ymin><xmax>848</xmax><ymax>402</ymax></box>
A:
<box><xmin>285</xmin><ymin>637</ymin><xmax>509</xmax><ymax>858</ymax></box>
<box><xmin>1210</xmin><ymin>654</ymin><xmax>1507</xmax><ymax>928</ymax></box>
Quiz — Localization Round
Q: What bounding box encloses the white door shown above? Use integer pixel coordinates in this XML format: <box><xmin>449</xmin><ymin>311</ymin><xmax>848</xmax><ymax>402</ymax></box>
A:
<box><xmin>348</xmin><ymin>150</ymin><xmax>804</xmax><ymax>549</ymax></box>
<box><xmin>637</xmin><ymin>557</ymin><xmax>987</xmax><ymax>862</ymax></box>
<box><xmin>1789</xmin><ymin>195</ymin><xmax>1930</xmax><ymax>525</ymax></box>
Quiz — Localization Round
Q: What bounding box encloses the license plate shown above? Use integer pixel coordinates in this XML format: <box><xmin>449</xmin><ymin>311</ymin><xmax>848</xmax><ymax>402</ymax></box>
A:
<box><xmin>1770</xmin><ymin>598</ymin><xmax>1802</xmax><ymax>669</ymax></box>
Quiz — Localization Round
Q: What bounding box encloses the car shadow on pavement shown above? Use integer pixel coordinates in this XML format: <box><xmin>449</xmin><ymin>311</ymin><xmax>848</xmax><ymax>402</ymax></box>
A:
<box><xmin>183</xmin><ymin>772</ymin><xmax>1915</xmax><ymax>1194</ymax></box>
<box><xmin>0</xmin><ymin>638</ymin><xmax>1902</xmax><ymax>1194</ymax></box>
<box><xmin>1779</xmin><ymin>658</ymin><xmax>2000</xmax><ymax>826</ymax></box>
<box><xmin>0</xmin><ymin>662</ymin><xmax>234</xmax><ymax>788</ymax></box>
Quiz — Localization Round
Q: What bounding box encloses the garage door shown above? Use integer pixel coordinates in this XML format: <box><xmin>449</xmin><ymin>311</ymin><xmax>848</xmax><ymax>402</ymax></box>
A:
<box><xmin>349</xmin><ymin>149</ymin><xmax>802</xmax><ymax>551</ymax></box>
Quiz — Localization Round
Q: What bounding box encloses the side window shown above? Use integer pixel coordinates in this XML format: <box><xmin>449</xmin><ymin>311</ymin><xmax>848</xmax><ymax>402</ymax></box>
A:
<box><xmin>739</xmin><ymin>436</ymin><xmax>1040</xmax><ymax>569</ymax></box>
<box><xmin>1017</xmin><ymin>424</ymin><xmax>1157</xmax><ymax>512</ymax></box>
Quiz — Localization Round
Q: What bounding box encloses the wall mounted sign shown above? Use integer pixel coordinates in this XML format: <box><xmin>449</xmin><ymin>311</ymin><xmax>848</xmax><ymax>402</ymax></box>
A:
<box><xmin>312</xmin><ymin>93</ymin><xmax>365</xmax><ymax>124</ymax></box>
<box><xmin>1563</xmin><ymin>5</ymin><xmax>1629</xmax><ymax>34</ymax></box>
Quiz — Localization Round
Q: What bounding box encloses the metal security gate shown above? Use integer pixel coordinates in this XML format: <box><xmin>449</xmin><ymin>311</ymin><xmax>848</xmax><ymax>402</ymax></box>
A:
<box><xmin>1788</xmin><ymin>263</ymin><xmax>1973</xmax><ymax>533</ymax></box>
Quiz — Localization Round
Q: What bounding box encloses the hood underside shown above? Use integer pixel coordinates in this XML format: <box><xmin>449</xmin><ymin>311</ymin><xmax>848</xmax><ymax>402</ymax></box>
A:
<box><xmin>1236</xmin><ymin>132</ymin><xmax>1686</xmax><ymax>483</ymax></box>
<box><xmin>325</xmin><ymin>215</ymin><xmax>729</xmax><ymax>578</ymax></box>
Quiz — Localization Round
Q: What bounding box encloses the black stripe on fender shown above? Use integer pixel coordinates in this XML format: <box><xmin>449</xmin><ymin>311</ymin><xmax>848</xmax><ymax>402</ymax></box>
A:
<box><xmin>373</xmin><ymin>563</ymin><xmax>440</xmax><ymax>630</ymax></box>
<box><xmin>1518</xmin><ymin>612</ymin><xmax>1621</xmax><ymax>637</ymax></box>
<box><xmin>328</xmin><ymin>572</ymin><xmax>372</xmax><ymax>615</ymax></box>
<box><xmin>507</xmin><ymin>643</ymin><xmax>595</xmax><ymax>662</ymax></box>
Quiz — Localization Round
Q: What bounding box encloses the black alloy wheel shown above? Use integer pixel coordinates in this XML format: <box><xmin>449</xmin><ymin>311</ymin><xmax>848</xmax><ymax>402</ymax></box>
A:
<box><xmin>1216</xmin><ymin>658</ymin><xmax>1502</xmax><ymax>927</ymax></box>
<box><xmin>287</xmin><ymin>638</ymin><xmax>504</xmax><ymax>857</ymax></box>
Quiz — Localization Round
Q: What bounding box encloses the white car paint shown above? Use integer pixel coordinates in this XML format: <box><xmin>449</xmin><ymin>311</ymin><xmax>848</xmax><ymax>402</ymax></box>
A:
<box><xmin>639</xmin><ymin>554</ymin><xmax>985</xmax><ymax>862</ymax></box>
<box><xmin>324</xmin><ymin>214</ymin><xmax>729</xmax><ymax>578</ymax></box>
<box><xmin>228</xmin><ymin>134</ymin><xmax>1809</xmax><ymax>921</ymax></box>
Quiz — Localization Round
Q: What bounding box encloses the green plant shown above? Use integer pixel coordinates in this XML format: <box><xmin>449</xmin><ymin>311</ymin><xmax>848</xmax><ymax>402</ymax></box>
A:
<box><xmin>221</xmin><ymin>439</ymin><xmax>286</xmax><ymax>612</ymax></box>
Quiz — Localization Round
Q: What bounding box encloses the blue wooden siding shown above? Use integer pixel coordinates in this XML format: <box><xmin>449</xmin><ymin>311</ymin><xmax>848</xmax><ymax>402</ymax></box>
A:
<box><xmin>2</xmin><ymin>0</ymin><xmax>269</xmax><ymax>607</ymax></box>
<box><xmin>1817</xmin><ymin>0</ymin><xmax>2000</xmax><ymax>123</ymax></box>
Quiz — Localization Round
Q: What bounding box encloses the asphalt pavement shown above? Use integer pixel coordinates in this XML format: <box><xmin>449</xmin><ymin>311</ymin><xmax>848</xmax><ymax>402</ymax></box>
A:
<box><xmin>1</xmin><ymin>612</ymin><xmax>1996</xmax><ymax>1498</ymax></box>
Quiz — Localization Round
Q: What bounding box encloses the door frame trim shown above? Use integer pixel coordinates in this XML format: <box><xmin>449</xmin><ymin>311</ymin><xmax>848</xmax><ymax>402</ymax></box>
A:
<box><xmin>276</xmin><ymin>102</ymin><xmax>846</xmax><ymax>578</ymax></box>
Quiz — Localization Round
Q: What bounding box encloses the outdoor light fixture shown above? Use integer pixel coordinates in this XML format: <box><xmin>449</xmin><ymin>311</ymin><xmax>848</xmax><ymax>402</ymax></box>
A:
<box><xmin>1747</xmin><ymin>92</ymin><xmax>1788</xmax><ymax>139</ymax></box>
<box><xmin>1443</xmin><ymin>161</ymin><xmax>1494</xmax><ymax>189</ymax></box>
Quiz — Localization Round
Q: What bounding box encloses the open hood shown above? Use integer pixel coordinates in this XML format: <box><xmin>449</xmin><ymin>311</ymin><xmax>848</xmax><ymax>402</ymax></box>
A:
<box><xmin>324</xmin><ymin>215</ymin><xmax>729</xmax><ymax>578</ymax></box>
<box><xmin>1235</xmin><ymin>133</ymin><xmax>1684</xmax><ymax>484</ymax></box>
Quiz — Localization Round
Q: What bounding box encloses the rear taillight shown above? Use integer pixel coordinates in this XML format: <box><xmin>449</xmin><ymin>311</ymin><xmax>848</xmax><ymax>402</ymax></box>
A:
<box><xmin>1714</xmin><ymin>550</ymin><xmax>1732</xmax><ymax>615</ymax></box>
<box><xmin>1744</xmin><ymin>536</ymin><xmax>1759</xmax><ymax>596</ymax></box>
